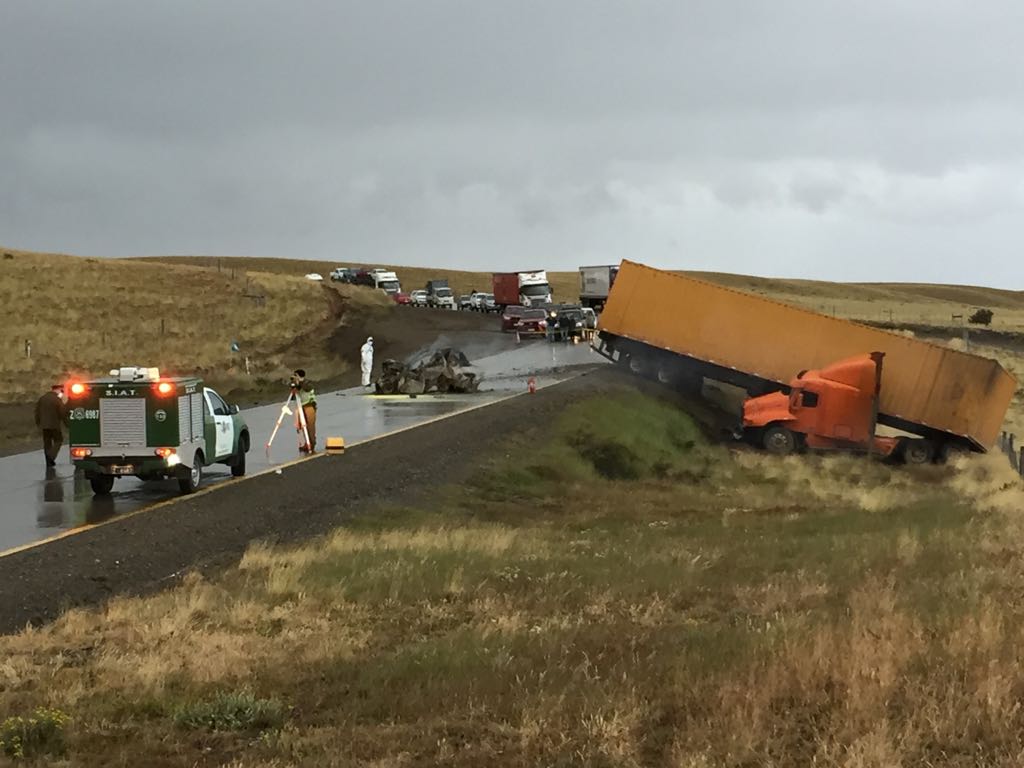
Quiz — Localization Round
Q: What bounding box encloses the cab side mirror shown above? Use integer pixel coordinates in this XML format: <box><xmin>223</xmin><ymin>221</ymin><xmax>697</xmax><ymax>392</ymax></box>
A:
<box><xmin>230</xmin><ymin>404</ymin><xmax>240</xmax><ymax>415</ymax></box>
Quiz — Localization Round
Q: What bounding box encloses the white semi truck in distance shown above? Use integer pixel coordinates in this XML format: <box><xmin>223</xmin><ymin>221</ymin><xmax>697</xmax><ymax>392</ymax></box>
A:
<box><xmin>579</xmin><ymin>264</ymin><xmax>620</xmax><ymax>310</ymax></box>
<box><xmin>370</xmin><ymin>269</ymin><xmax>401</xmax><ymax>294</ymax></box>
<box><xmin>492</xmin><ymin>270</ymin><xmax>553</xmax><ymax>308</ymax></box>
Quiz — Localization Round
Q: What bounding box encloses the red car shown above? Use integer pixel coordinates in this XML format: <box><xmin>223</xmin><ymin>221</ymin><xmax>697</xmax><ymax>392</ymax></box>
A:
<box><xmin>391</xmin><ymin>292</ymin><xmax>412</xmax><ymax>305</ymax></box>
<box><xmin>500</xmin><ymin>305</ymin><xmax>528</xmax><ymax>332</ymax></box>
<box><xmin>514</xmin><ymin>309</ymin><xmax>549</xmax><ymax>337</ymax></box>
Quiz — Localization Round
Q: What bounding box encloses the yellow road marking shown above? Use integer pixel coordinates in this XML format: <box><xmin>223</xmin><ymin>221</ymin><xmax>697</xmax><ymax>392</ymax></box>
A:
<box><xmin>0</xmin><ymin>380</ymin><xmax>569</xmax><ymax>559</ymax></box>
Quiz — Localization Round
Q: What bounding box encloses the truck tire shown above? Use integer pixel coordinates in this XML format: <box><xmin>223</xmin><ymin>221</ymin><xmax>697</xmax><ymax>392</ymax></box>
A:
<box><xmin>902</xmin><ymin>439</ymin><xmax>934</xmax><ymax>465</ymax></box>
<box><xmin>628</xmin><ymin>354</ymin><xmax>648</xmax><ymax>376</ymax></box>
<box><xmin>763</xmin><ymin>425</ymin><xmax>797</xmax><ymax>455</ymax></box>
<box><xmin>179</xmin><ymin>453</ymin><xmax>203</xmax><ymax>494</ymax></box>
<box><xmin>89</xmin><ymin>475</ymin><xmax>114</xmax><ymax>496</ymax></box>
<box><xmin>231</xmin><ymin>433</ymin><xmax>249</xmax><ymax>477</ymax></box>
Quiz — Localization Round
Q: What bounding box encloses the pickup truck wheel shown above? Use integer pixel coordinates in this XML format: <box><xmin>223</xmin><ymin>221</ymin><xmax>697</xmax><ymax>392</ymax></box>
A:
<box><xmin>902</xmin><ymin>439</ymin><xmax>935</xmax><ymax>465</ymax></box>
<box><xmin>178</xmin><ymin>453</ymin><xmax>203</xmax><ymax>494</ymax></box>
<box><xmin>89</xmin><ymin>475</ymin><xmax>114</xmax><ymax>496</ymax></box>
<box><xmin>231</xmin><ymin>434</ymin><xmax>249</xmax><ymax>477</ymax></box>
<box><xmin>763</xmin><ymin>426</ymin><xmax>797</xmax><ymax>455</ymax></box>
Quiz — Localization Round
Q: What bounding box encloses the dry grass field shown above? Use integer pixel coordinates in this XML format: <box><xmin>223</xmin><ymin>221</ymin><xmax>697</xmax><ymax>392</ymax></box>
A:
<box><xmin>2</xmin><ymin>388</ymin><xmax>1023</xmax><ymax>766</ymax></box>
<box><xmin>144</xmin><ymin>255</ymin><xmax>1024</xmax><ymax>332</ymax></box>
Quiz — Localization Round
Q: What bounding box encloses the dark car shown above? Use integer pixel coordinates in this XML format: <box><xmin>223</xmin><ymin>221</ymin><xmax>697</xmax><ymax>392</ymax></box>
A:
<box><xmin>550</xmin><ymin>307</ymin><xmax>586</xmax><ymax>340</ymax></box>
<box><xmin>500</xmin><ymin>305</ymin><xmax>528</xmax><ymax>332</ymax></box>
<box><xmin>515</xmin><ymin>309</ymin><xmax>549</xmax><ymax>337</ymax></box>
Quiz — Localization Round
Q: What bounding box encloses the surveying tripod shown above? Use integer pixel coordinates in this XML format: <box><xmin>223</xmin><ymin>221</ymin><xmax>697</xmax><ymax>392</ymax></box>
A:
<box><xmin>265</xmin><ymin>386</ymin><xmax>312</xmax><ymax>458</ymax></box>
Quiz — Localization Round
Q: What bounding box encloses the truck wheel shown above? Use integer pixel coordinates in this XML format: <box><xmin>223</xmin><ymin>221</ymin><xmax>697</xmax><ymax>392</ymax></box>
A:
<box><xmin>89</xmin><ymin>475</ymin><xmax>114</xmax><ymax>496</ymax></box>
<box><xmin>231</xmin><ymin>434</ymin><xmax>249</xmax><ymax>477</ymax></box>
<box><xmin>628</xmin><ymin>354</ymin><xmax>647</xmax><ymax>376</ymax></box>
<box><xmin>902</xmin><ymin>439</ymin><xmax>935</xmax><ymax>465</ymax></box>
<box><xmin>178</xmin><ymin>453</ymin><xmax>203</xmax><ymax>494</ymax></box>
<box><xmin>763</xmin><ymin>426</ymin><xmax>797</xmax><ymax>456</ymax></box>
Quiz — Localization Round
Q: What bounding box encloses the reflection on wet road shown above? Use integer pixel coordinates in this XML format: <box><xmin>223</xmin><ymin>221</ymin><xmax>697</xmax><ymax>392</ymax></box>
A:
<box><xmin>0</xmin><ymin>341</ymin><xmax>602</xmax><ymax>553</ymax></box>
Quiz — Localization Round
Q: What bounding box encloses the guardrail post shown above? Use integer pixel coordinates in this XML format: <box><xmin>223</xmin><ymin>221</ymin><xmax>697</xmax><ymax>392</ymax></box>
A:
<box><xmin>1019</xmin><ymin>447</ymin><xmax>1024</xmax><ymax>478</ymax></box>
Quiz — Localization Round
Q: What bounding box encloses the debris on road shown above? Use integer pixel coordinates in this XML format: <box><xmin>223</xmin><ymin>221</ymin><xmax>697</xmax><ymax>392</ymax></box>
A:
<box><xmin>375</xmin><ymin>348</ymin><xmax>481</xmax><ymax>395</ymax></box>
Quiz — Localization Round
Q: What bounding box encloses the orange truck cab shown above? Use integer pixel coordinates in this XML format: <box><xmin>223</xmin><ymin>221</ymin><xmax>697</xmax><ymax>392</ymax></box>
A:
<box><xmin>742</xmin><ymin>353</ymin><xmax>936</xmax><ymax>464</ymax></box>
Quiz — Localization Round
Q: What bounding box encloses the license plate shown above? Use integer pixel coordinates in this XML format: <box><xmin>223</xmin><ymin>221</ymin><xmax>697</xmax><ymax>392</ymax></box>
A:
<box><xmin>110</xmin><ymin>464</ymin><xmax>135</xmax><ymax>476</ymax></box>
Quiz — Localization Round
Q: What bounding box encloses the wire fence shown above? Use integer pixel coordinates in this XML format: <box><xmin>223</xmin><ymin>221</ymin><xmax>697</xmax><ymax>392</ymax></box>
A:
<box><xmin>999</xmin><ymin>432</ymin><xmax>1024</xmax><ymax>479</ymax></box>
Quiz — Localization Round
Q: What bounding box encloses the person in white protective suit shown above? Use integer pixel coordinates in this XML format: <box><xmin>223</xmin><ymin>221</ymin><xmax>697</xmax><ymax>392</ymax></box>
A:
<box><xmin>360</xmin><ymin>336</ymin><xmax>374</xmax><ymax>387</ymax></box>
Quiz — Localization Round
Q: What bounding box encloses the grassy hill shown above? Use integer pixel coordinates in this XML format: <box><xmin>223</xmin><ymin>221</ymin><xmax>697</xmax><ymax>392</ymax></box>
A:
<box><xmin>0</xmin><ymin>248</ymin><xmax>393</xmax><ymax>451</ymax></box>
<box><xmin>143</xmin><ymin>255</ymin><xmax>1024</xmax><ymax>331</ymax></box>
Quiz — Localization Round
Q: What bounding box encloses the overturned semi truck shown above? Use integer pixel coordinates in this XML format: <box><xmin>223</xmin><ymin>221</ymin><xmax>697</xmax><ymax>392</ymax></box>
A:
<box><xmin>595</xmin><ymin>260</ymin><xmax>1017</xmax><ymax>458</ymax></box>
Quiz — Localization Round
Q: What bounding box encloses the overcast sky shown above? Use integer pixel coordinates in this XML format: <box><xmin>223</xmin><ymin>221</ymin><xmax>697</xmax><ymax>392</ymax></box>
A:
<box><xmin>2</xmin><ymin>1</ymin><xmax>1023</xmax><ymax>286</ymax></box>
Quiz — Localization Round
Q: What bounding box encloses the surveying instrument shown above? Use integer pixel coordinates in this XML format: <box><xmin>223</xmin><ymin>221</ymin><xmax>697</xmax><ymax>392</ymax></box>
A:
<box><xmin>266</xmin><ymin>380</ymin><xmax>312</xmax><ymax>459</ymax></box>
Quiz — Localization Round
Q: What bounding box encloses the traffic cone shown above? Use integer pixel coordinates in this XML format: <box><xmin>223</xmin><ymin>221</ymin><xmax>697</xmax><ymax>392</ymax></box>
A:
<box><xmin>528</xmin><ymin>377</ymin><xmax>536</xmax><ymax>394</ymax></box>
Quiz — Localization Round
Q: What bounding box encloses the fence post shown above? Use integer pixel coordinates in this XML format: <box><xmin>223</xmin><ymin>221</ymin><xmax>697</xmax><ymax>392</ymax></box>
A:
<box><xmin>1019</xmin><ymin>447</ymin><xmax>1024</xmax><ymax>479</ymax></box>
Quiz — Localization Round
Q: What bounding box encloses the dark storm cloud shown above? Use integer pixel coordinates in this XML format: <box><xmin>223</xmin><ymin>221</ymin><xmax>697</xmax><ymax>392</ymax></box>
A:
<box><xmin>2</xmin><ymin>1</ymin><xmax>1024</xmax><ymax>285</ymax></box>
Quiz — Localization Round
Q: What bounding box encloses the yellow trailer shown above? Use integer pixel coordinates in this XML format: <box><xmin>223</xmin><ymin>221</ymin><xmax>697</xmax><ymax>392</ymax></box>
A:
<box><xmin>596</xmin><ymin>260</ymin><xmax>1016</xmax><ymax>452</ymax></box>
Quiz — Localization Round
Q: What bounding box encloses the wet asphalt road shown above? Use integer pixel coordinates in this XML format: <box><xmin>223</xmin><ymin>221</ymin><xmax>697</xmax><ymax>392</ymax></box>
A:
<box><xmin>0</xmin><ymin>341</ymin><xmax>603</xmax><ymax>553</ymax></box>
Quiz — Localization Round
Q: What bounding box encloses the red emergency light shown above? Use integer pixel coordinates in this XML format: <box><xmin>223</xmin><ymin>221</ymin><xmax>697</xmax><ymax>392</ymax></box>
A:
<box><xmin>68</xmin><ymin>382</ymin><xmax>87</xmax><ymax>397</ymax></box>
<box><xmin>155</xmin><ymin>381</ymin><xmax>174</xmax><ymax>396</ymax></box>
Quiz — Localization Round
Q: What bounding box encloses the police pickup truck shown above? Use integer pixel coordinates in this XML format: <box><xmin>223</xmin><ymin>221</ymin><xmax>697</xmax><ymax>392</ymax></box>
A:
<box><xmin>67</xmin><ymin>367</ymin><xmax>250</xmax><ymax>496</ymax></box>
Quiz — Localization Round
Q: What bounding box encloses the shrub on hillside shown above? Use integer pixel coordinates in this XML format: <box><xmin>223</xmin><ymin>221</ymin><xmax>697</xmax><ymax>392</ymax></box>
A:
<box><xmin>0</xmin><ymin>708</ymin><xmax>70</xmax><ymax>760</ymax></box>
<box><xmin>174</xmin><ymin>691</ymin><xmax>287</xmax><ymax>732</ymax></box>
<box><xmin>969</xmin><ymin>308</ymin><xmax>994</xmax><ymax>326</ymax></box>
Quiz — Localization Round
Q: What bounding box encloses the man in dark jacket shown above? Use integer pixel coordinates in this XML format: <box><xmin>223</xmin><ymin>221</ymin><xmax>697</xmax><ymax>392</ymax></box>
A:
<box><xmin>35</xmin><ymin>385</ymin><xmax>68</xmax><ymax>467</ymax></box>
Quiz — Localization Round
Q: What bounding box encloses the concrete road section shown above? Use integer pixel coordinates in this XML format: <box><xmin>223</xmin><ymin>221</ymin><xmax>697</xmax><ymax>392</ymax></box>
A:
<box><xmin>0</xmin><ymin>341</ymin><xmax>603</xmax><ymax>553</ymax></box>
